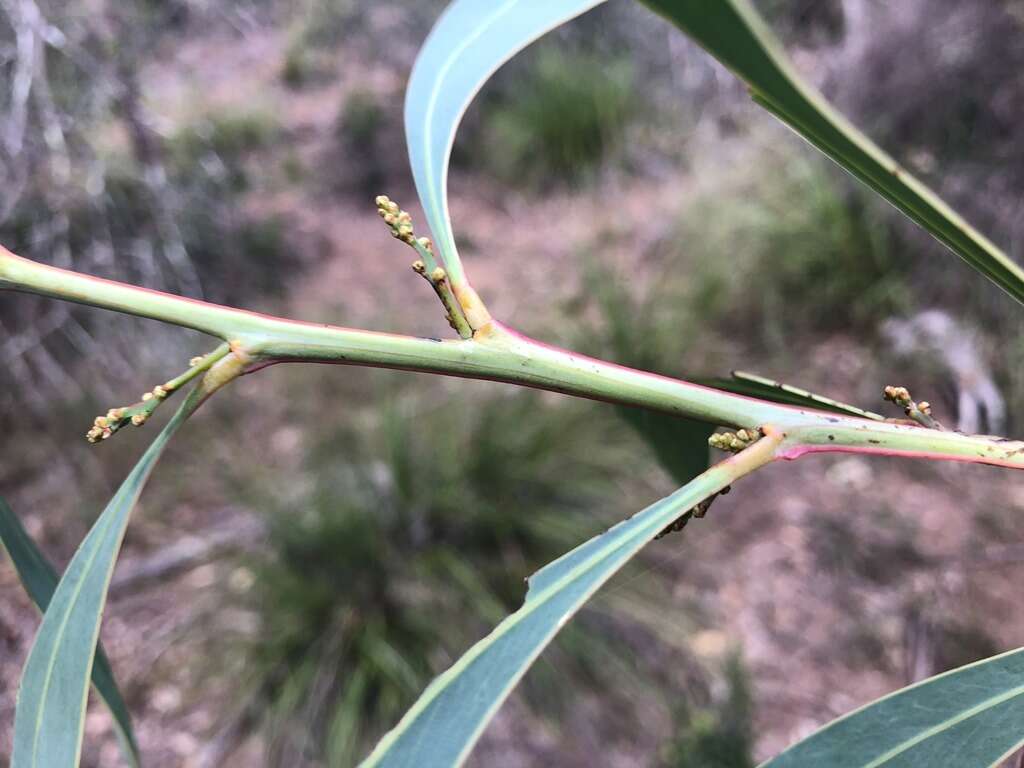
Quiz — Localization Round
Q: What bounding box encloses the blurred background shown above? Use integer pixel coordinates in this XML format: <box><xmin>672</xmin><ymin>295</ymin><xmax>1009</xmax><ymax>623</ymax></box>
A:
<box><xmin>2</xmin><ymin>0</ymin><xmax>1024</xmax><ymax>765</ymax></box>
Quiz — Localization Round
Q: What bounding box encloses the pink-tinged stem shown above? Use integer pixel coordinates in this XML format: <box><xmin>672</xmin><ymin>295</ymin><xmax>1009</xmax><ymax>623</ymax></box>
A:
<box><xmin>3</xmin><ymin>246</ymin><xmax>1024</xmax><ymax>470</ymax></box>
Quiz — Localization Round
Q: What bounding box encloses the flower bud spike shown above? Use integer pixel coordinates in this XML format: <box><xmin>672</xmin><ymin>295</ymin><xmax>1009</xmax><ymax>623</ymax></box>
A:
<box><xmin>709</xmin><ymin>428</ymin><xmax>763</xmax><ymax>453</ymax></box>
<box><xmin>882</xmin><ymin>385</ymin><xmax>943</xmax><ymax>430</ymax></box>
<box><xmin>85</xmin><ymin>344</ymin><xmax>232</xmax><ymax>445</ymax></box>
<box><xmin>373</xmin><ymin>195</ymin><xmax>475</xmax><ymax>340</ymax></box>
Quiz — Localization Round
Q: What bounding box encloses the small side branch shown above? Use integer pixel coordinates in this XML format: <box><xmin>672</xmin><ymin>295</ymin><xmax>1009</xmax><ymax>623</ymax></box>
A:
<box><xmin>375</xmin><ymin>195</ymin><xmax>474</xmax><ymax>339</ymax></box>
<box><xmin>86</xmin><ymin>344</ymin><xmax>230</xmax><ymax>442</ymax></box>
<box><xmin>411</xmin><ymin>261</ymin><xmax>473</xmax><ymax>339</ymax></box>
<box><xmin>884</xmin><ymin>385</ymin><xmax>943</xmax><ymax>430</ymax></box>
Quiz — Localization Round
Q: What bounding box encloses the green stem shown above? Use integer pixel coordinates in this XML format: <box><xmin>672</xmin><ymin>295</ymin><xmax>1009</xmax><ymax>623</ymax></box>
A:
<box><xmin>1</xmin><ymin>247</ymin><xmax>247</xmax><ymax>338</ymax></box>
<box><xmin>4</xmin><ymin>247</ymin><xmax>1024</xmax><ymax>469</ymax></box>
<box><xmin>89</xmin><ymin>344</ymin><xmax>232</xmax><ymax>441</ymax></box>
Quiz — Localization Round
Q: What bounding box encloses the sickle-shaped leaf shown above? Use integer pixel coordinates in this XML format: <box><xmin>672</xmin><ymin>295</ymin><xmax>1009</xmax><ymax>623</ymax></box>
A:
<box><xmin>362</xmin><ymin>459</ymin><xmax>742</xmax><ymax>767</ymax></box>
<box><xmin>640</xmin><ymin>0</ymin><xmax>1024</xmax><ymax>305</ymax></box>
<box><xmin>12</xmin><ymin>393</ymin><xmax>199</xmax><ymax>768</ymax></box>
<box><xmin>0</xmin><ymin>498</ymin><xmax>141</xmax><ymax>767</ymax></box>
<box><xmin>405</xmin><ymin>0</ymin><xmax>607</xmax><ymax>285</ymax></box>
<box><xmin>762</xmin><ymin>647</ymin><xmax>1024</xmax><ymax>767</ymax></box>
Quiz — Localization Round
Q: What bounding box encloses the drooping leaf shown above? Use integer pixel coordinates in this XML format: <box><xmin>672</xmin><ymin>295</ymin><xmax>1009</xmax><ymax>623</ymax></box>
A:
<box><xmin>12</xmin><ymin>393</ymin><xmax>199</xmax><ymax>768</ymax></box>
<box><xmin>405</xmin><ymin>0</ymin><xmax>607</xmax><ymax>285</ymax></box>
<box><xmin>0</xmin><ymin>498</ymin><xmax>141</xmax><ymax>767</ymax></box>
<box><xmin>762</xmin><ymin>647</ymin><xmax>1024</xmax><ymax>767</ymax></box>
<box><xmin>362</xmin><ymin>461</ymin><xmax>739</xmax><ymax>767</ymax></box>
<box><xmin>639</xmin><ymin>0</ymin><xmax>1024</xmax><ymax>306</ymax></box>
<box><xmin>705</xmin><ymin>371</ymin><xmax>885</xmax><ymax>421</ymax></box>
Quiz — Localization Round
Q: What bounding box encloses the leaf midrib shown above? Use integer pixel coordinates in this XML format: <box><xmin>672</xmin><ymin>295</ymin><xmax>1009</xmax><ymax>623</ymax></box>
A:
<box><xmin>860</xmin><ymin>681</ymin><xmax>1024</xmax><ymax>768</ymax></box>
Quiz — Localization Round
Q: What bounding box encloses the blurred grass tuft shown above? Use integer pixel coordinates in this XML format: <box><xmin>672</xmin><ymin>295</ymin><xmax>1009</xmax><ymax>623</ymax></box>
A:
<box><xmin>464</xmin><ymin>47</ymin><xmax>637</xmax><ymax>188</ymax></box>
<box><xmin>675</xmin><ymin>149</ymin><xmax>911</xmax><ymax>349</ymax></box>
<box><xmin>667</xmin><ymin>653</ymin><xmax>755</xmax><ymax>768</ymax></box>
<box><xmin>231</xmin><ymin>389</ymin><xmax>684</xmax><ymax>764</ymax></box>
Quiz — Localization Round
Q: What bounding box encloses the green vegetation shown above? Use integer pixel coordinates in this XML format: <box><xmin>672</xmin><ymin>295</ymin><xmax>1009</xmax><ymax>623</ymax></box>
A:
<box><xmin>333</xmin><ymin>89</ymin><xmax>389</xmax><ymax>193</ymax></box>
<box><xmin>469</xmin><ymin>48</ymin><xmax>636</xmax><ymax>186</ymax></box>
<box><xmin>667</xmin><ymin>654</ymin><xmax>755</xmax><ymax>768</ymax></box>
<box><xmin>281</xmin><ymin>0</ymin><xmax>358</xmax><ymax>87</ymax></box>
<box><xmin>677</xmin><ymin>150</ymin><xmax>911</xmax><ymax>345</ymax></box>
<box><xmin>168</xmin><ymin>109</ymin><xmax>280</xmax><ymax>192</ymax></box>
<box><xmin>232</xmin><ymin>390</ymin><xmax>675</xmax><ymax>762</ymax></box>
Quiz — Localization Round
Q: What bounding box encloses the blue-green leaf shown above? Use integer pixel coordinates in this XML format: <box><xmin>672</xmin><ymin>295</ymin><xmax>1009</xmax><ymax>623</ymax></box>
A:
<box><xmin>762</xmin><ymin>647</ymin><xmax>1024</xmax><ymax>767</ymax></box>
<box><xmin>12</xmin><ymin>393</ymin><xmax>198</xmax><ymax>768</ymax></box>
<box><xmin>405</xmin><ymin>0</ymin><xmax>606</xmax><ymax>285</ymax></box>
<box><xmin>640</xmin><ymin>0</ymin><xmax>1024</xmax><ymax>305</ymax></box>
<box><xmin>0</xmin><ymin>498</ymin><xmax>141</xmax><ymax>767</ymax></box>
<box><xmin>362</xmin><ymin>461</ymin><xmax>737</xmax><ymax>767</ymax></box>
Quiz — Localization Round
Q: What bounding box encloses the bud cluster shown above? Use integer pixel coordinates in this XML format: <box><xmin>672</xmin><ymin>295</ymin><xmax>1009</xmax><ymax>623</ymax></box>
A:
<box><xmin>86</xmin><ymin>408</ymin><xmax>126</xmax><ymax>443</ymax></box>
<box><xmin>376</xmin><ymin>195</ymin><xmax>416</xmax><ymax>245</ymax></box>
<box><xmin>883</xmin><ymin>384</ymin><xmax>940</xmax><ymax>429</ymax></box>
<box><xmin>709</xmin><ymin>428</ymin><xmax>762</xmax><ymax>453</ymax></box>
<box><xmin>373</xmin><ymin>194</ymin><xmax>476</xmax><ymax>339</ymax></box>
<box><xmin>85</xmin><ymin>382</ymin><xmax>175</xmax><ymax>443</ymax></box>
<box><xmin>883</xmin><ymin>385</ymin><xmax>912</xmax><ymax>409</ymax></box>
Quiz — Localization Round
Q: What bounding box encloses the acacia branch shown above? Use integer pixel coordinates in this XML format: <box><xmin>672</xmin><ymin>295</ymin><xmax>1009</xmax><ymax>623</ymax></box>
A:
<box><xmin>4</xmin><ymin>245</ymin><xmax>1024</xmax><ymax>469</ymax></box>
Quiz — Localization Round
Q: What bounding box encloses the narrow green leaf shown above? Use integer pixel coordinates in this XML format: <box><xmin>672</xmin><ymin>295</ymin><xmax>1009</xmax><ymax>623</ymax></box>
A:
<box><xmin>640</xmin><ymin>0</ymin><xmax>1024</xmax><ymax>305</ymax></box>
<box><xmin>362</xmin><ymin>463</ymin><xmax>736</xmax><ymax>767</ymax></box>
<box><xmin>0</xmin><ymin>498</ymin><xmax>141</xmax><ymax>768</ymax></box>
<box><xmin>12</xmin><ymin>393</ymin><xmax>199</xmax><ymax>768</ymax></box>
<box><xmin>405</xmin><ymin>0</ymin><xmax>606</xmax><ymax>284</ymax></box>
<box><xmin>762</xmin><ymin>647</ymin><xmax>1024</xmax><ymax>767</ymax></box>
<box><xmin>706</xmin><ymin>371</ymin><xmax>885</xmax><ymax>421</ymax></box>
